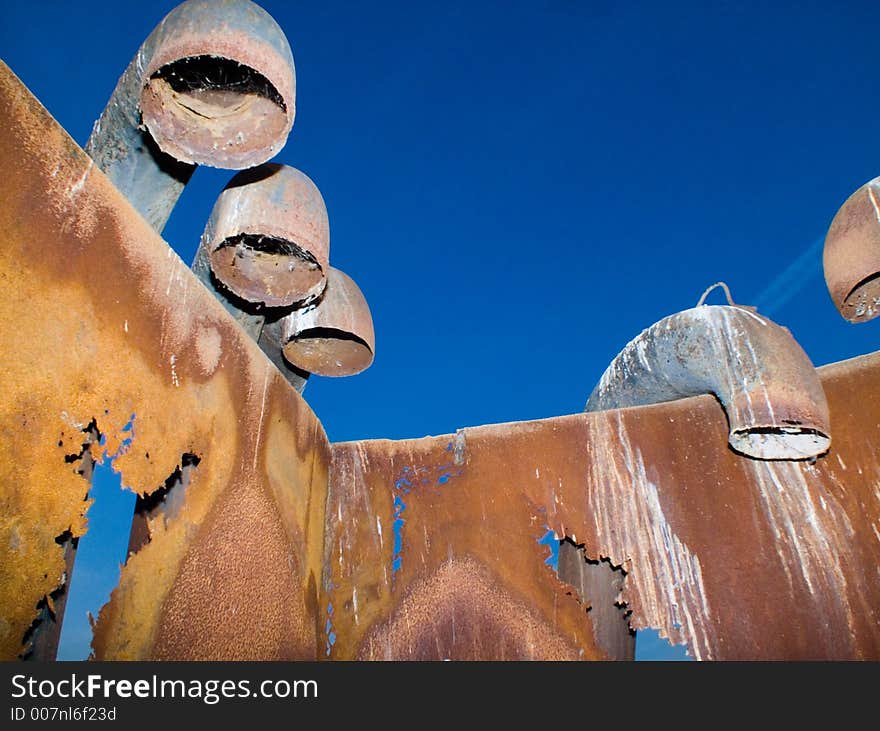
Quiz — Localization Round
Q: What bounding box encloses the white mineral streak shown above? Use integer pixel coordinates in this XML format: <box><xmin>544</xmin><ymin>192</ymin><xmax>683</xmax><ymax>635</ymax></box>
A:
<box><xmin>587</xmin><ymin>412</ymin><xmax>715</xmax><ymax>660</ymax></box>
<box><xmin>868</xmin><ymin>185</ymin><xmax>880</xmax><ymax>225</ymax></box>
<box><xmin>746</xmin><ymin>459</ymin><xmax>857</xmax><ymax>648</ymax></box>
<box><xmin>590</xmin><ymin>306</ymin><xmax>777</xmax><ymax>439</ymax></box>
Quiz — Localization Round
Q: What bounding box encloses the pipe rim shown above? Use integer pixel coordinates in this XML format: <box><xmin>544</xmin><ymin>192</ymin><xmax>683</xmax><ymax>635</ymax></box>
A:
<box><xmin>729</xmin><ymin>426</ymin><xmax>830</xmax><ymax>461</ymax></box>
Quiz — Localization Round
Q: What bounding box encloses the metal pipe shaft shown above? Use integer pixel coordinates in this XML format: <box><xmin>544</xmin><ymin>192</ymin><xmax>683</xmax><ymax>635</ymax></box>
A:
<box><xmin>85</xmin><ymin>0</ymin><xmax>295</xmax><ymax>232</ymax></box>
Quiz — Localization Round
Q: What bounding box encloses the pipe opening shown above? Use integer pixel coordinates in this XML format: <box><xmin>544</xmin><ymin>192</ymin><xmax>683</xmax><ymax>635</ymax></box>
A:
<box><xmin>843</xmin><ymin>272</ymin><xmax>880</xmax><ymax>322</ymax></box>
<box><xmin>141</xmin><ymin>55</ymin><xmax>289</xmax><ymax>167</ymax></box>
<box><xmin>210</xmin><ymin>233</ymin><xmax>324</xmax><ymax>308</ymax></box>
<box><xmin>282</xmin><ymin>327</ymin><xmax>374</xmax><ymax>377</ymax></box>
<box><xmin>730</xmin><ymin>426</ymin><xmax>830</xmax><ymax>461</ymax></box>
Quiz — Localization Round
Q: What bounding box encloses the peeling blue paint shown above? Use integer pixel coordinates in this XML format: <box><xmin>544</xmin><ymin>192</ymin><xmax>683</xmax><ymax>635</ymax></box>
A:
<box><xmin>325</xmin><ymin>602</ymin><xmax>336</xmax><ymax>657</ymax></box>
<box><xmin>537</xmin><ymin>528</ymin><xmax>560</xmax><ymax>572</ymax></box>
<box><xmin>391</xmin><ymin>494</ymin><xmax>406</xmax><ymax>574</ymax></box>
<box><xmin>391</xmin><ymin>458</ymin><xmax>465</xmax><ymax>577</ymax></box>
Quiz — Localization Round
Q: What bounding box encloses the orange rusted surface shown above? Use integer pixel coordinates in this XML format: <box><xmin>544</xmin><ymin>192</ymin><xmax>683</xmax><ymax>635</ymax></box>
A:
<box><xmin>0</xmin><ymin>62</ymin><xmax>328</xmax><ymax>660</ymax></box>
<box><xmin>4</xmin><ymin>59</ymin><xmax>880</xmax><ymax>662</ymax></box>
<box><xmin>325</xmin><ymin>351</ymin><xmax>880</xmax><ymax>660</ymax></box>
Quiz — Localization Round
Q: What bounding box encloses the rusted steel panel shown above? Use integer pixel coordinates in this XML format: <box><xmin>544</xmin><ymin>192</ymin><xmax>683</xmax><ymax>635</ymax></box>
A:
<box><xmin>325</xmin><ymin>439</ymin><xmax>610</xmax><ymax>660</ymax></box>
<box><xmin>0</xmin><ymin>62</ymin><xmax>328</xmax><ymax>660</ymax></box>
<box><xmin>4</xmin><ymin>58</ymin><xmax>879</xmax><ymax>662</ymax></box>
<box><xmin>325</xmin><ymin>352</ymin><xmax>880</xmax><ymax>660</ymax></box>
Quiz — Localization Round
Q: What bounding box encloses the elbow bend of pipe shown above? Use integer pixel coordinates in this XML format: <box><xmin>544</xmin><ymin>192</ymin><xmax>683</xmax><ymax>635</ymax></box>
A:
<box><xmin>585</xmin><ymin>305</ymin><xmax>831</xmax><ymax>461</ymax></box>
<box><xmin>86</xmin><ymin>0</ymin><xmax>296</xmax><ymax>232</ymax></box>
<box><xmin>201</xmin><ymin>164</ymin><xmax>329</xmax><ymax>309</ymax></box>
<box><xmin>823</xmin><ymin>176</ymin><xmax>880</xmax><ymax>323</ymax></box>
<box><xmin>280</xmin><ymin>268</ymin><xmax>376</xmax><ymax>378</ymax></box>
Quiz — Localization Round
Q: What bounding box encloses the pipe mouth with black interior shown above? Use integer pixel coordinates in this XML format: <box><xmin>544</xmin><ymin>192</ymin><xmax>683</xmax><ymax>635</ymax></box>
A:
<box><xmin>283</xmin><ymin>327</ymin><xmax>374</xmax><ymax>377</ymax></box>
<box><xmin>141</xmin><ymin>54</ymin><xmax>291</xmax><ymax>169</ymax></box>
<box><xmin>210</xmin><ymin>232</ymin><xmax>325</xmax><ymax>309</ymax></box>
<box><xmin>729</xmin><ymin>426</ymin><xmax>831</xmax><ymax>461</ymax></box>
<box><xmin>280</xmin><ymin>268</ymin><xmax>375</xmax><ymax>377</ymax></box>
<box><xmin>202</xmin><ymin>164</ymin><xmax>330</xmax><ymax>309</ymax></box>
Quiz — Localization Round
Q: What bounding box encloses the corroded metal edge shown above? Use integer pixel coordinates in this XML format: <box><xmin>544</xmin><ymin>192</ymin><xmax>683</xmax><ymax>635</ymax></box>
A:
<box><xmin>326</xmin><ymin>351</ymin><xmax>880</xmax><ymax>660</ymax></box>
<box><xmin>0</xmin><ymin>61</ymin><xmax>328</xmax><ymax>660</ymax></box>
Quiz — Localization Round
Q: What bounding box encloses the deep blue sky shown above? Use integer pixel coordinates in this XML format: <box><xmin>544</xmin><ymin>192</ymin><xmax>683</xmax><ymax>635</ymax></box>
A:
<box><xmin>3</xmin><ymin>1</ymin><xmax>879</xmax><ymax>660</ymax></box>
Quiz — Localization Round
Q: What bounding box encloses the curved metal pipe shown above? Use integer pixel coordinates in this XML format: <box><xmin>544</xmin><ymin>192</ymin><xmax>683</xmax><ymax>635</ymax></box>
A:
<box><xmin>197</xmin><ymin>164</ymin><xmax>329</xmax><ymax>309</ymax></box>
<box><xmin>279</xmin><ymin>268</ymin><xmax>375</xmax><ymax>377</ymax></box>
<box><xmin>585</xmin><ymin>305</ymin><xmax>830</xmax><ymax>460</ymax></box>
<box><xmin>823</xmin><ymin>176</ymin><xmax>880</xmax><ymax>323</ymax></box>
<box><xmin>86</xmin><ymin>0</ymin><xmax>295</xmax><ymax>232</ymax></box>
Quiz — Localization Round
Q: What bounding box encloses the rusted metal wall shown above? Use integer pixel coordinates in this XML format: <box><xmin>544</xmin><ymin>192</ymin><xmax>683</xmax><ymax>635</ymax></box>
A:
<box><xmin>324</xmin><ymin>351</ymin><xmax>880</xmax><ymax>660</ymax></box>
<box><xmin>0</xmin><ymin>62</ymin><xmax>329</xmax><ymax>661</ymax></box>
<box><xmin>3</xmin><ymin>60</ymin><xmax>880</xmax><ymax>661</ymax></box>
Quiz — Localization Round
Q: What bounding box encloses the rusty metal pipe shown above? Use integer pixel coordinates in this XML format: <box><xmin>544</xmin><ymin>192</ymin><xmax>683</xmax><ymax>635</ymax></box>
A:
<box><xmin>85</xmin><ymin>0</ymin><xmax>295</xmax><ymax>232</ymax></box>
<box><xmin>280</xmin><ymin>268</ymin><xmax>375</xmax><ymax>377</ymax></box>
<box><xmin>195</xmin><ymin>164</ymin><xmax>329</xmax><ymax>309</ymax></box>
<box><xmin>823</xmin><ymin>177</ymin><xmax>880</xmax><ymax>323</ymax></box>
<box><xmin>585</xmin><ymin>305</ymin><xmax>831</xmax><ymax>460</ymax></box>
<box><xmin>258</xmin><ymin>318</ymin><xmax>309</xmax><ymax>393</ymax></box>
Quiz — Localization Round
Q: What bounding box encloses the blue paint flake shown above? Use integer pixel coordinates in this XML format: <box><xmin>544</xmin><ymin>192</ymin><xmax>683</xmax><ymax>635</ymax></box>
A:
<box><xmin>537</xmin><ymin>529</ymin><xmax>560</xmax><ymax>572</ymax></box>
<box><xmin>325</xmin><ymin>603</ymin><xmax>335</xmax><ymax>657</ymax></box>
<box><xmin>390</xmin><ymin>460</ymin><xmax>464</xmax><ymax>577</ymax></box>
<box><xmin>391</xmin><ymin>494</ymin><xmax>406</xmax><ymax>574</ymax></box>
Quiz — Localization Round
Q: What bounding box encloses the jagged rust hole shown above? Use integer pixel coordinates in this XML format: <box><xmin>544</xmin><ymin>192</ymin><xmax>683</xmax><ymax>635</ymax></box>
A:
<box><xmin>549</xmin><ymin>538</ymin><xmax>635</xmax><ymax>660</ymax></box>
<box><xmin>19</xmin><ymin>420</ymin><xmax>102</xmax><ymax>659</ymax></box>
<box><xmin>45</xmin><ymin>434</ymin><xmax>202</xmax><ymax>660</ymax></box>
<box><xmin>128</xmin><ymin>452</ymin><xmax>200</xmax><ymax>556</ymax></box>
<box><xmin>548</xmin><ymin>537</ymin><xmax>692</xmax><ymax>660</ymax></box>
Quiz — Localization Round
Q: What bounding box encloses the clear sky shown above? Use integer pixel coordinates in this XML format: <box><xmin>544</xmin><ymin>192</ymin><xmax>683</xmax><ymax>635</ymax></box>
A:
<box><xmin>3</xmin><ymin>1</ymin><xmax>879</xmax><ymax>661</ymax></box>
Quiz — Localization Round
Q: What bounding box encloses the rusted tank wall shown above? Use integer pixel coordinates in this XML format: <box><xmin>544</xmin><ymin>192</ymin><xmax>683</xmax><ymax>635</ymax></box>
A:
<box><xmin>325</xmin><ymin>351</ymin><xmax>880</xmax><ymax>660</ymax></box>
<box><xmin>4</xmin><ymin>59</ymin><xmax>880</xmax><ymax>662</ymax></box>
<box><xmin>0</xmin><ymin>62</ymin><xmax>329</xmax><ymax>660</ymax></box>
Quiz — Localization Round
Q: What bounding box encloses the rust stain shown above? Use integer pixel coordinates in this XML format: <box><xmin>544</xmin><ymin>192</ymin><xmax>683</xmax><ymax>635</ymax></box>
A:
<box><xmin>356</xmin><ymin>557</ymin><xmax>584</xmax><ymax>660</ymax></box>
<box><xmin>324</xmin><ymin>440</ymin><xmax>609</xmax><ymax>660</ymax></box>
<box><xmin>325</xmin><ymin>352</ymin><xmax>880</xmax><ymax>660</ymax></box>
<box><xmin>0</xmin><ymin>62</ymin><xmax>328</xmax><ymax>660</ymax></box>
<box><xmin>3</xmin><ymin>59</ymin><xmax>880</xmax><ymax>662</ymax></box>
